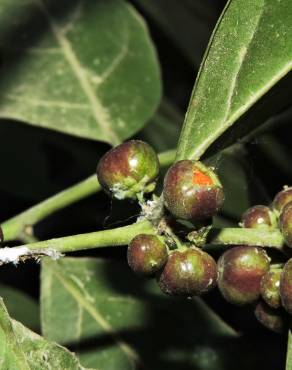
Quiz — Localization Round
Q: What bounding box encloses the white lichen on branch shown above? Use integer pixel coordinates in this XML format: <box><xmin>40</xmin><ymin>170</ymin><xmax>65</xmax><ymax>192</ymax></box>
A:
<box><xmin>0</xmin><ymin>246</ymin><xmax>63</xmax><ymax>265</ymax></box>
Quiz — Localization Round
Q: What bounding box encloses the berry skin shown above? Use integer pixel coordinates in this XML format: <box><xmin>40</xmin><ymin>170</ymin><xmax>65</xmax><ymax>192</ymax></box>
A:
<box><xmin>97</xmin><ymin>140</ymin><xmax>159</xmax><ymax>200</ymax></box>
<box><xmin>279</xmin><ymin>201</ymin><xmax>292</xmax><ymax>247</ymax></box>
<box><xmin>260</xmin><ymin>269</ymin><xmax>281</xmax><ymax>309</ymax></box>
<box><xmin>157</xmin><ymin>247</ymin><xmax>218</xmax><ymax>296</ymax></box>
<box><xmin>163</xmin><ymin>160</ymin><xmax>224</xmax><ymax>221</ymax></box>
<box><xmin>127</xmin><ymin>234</ymin><xmax>168</xmax><ymax>276</ymax></box>
<box><xmin>280</xmin><ymin>258</ymin><xmax>292</xmax><ymax>315</ymax></box>
<box><xmin>255</xmin><ymin>301</ymin><xmax>286</xmax><ymax>334</ymax></box>
<box><xmin>273</xmin><ymin>187</ymin><xmax>292</xmax><ymax>215</ymax></box>
<box><xmin>218</xmin><ymin>246</ymin><xmax>270</xmax><ymax>305</ymax></box>
<box><xmin>241</xmin><ymin>205</ymin><xmax>276</xmax><ymax>229</ymax></box>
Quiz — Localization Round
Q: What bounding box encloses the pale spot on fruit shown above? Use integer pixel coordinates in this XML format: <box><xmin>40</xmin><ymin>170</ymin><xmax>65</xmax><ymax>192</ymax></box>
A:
<box><xmin>129</xmin><ymin>157</ymin><xmax>138</xmax><ymax>168</ymax></box>
<box><xmin>181</xmin><ymin>261</ymin><xmax>193</xmax><ymax>272</ymax></box>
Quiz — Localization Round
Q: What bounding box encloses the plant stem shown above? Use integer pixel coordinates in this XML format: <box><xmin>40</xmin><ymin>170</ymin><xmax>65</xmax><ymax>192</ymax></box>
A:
<box><xmin>2</xmin><ymin>176</ymin><xmax>99</xmax><ymax>241</ymax></box>
<box><xmin>20</xmin><ymin>220</ymin><xmax>154</xmax><ymax>254</ymax></box>
<box><xmin>1</xmin><ymin>149</ymin><xmax>175</xmax><ymax>242</ymax></box>
<box><xmin>207</xmin><ymin>228</ymin><xmax>285</xmax><ymax>249</ymax></box>
<box><xmin>0</xmin><ymin>225</ymin><xmax>286</xmax><ymax>266</ymax></box>
<box><xmin>286</xmin><ymin>323</ymin><xmax>292</xmax><ymax>370</ymax></box>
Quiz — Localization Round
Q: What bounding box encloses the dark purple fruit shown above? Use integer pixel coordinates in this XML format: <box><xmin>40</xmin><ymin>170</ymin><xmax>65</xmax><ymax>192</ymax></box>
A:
<box><xmin>127</xmin><ymin>234</ymin><xmax>168</xmax><ymax>276</ymax></box>
<box><xmin>280</xmin><ymin>258</ymin><xmax>292</xmax><ymax>314</ymax></box>
<box><xmin>163</xmin><ymin>160</ymin><xmax>224</xmax><ymax>221</ymax></box>
<box><xmin>157</xmin><ymin>247</ymin><xmax>218</xmax><ymax>296</ymax></box>
<box><xmin>273</xmin><ymin>186</ymin><xmax>292</xmax><ymax>215</ymax></box>
<box><xmin>279</xmin><ymin>201</ymin><xmax>292</xmax><ymax>247</ymax></box>
<box><xmin>97</xmin><ymin>140</ymin><xmax>159</xmax><ymax>200</ymax></box>
<box><xmin>255</xmin><ymin>301</ymin><xmax>286</xmax><ymax>334</ymax></box>
<box><xmin>260</xmin><ymin>269</ymin><xmax>281</xmax><ymax>309</ymax></box>
<box><xmin>241</xmin><ymin>205</ymin><xmax>276</xmax><ymax>229</ymax></box>
<box><xmin>218</xmin><ymin>246</ymin><xmax>270</xmax><ymax>305</ymax></box>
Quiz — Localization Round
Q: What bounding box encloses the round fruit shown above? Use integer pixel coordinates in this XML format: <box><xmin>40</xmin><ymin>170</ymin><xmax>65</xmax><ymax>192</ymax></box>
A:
<box><xmin>280</xmin><ymin>258</ymin><xmax>292</xmax><ymax>314</ymax></box>
<box><xmin>97</xmin><ymin>140</ymin><xmax>159</xmax><ymax>200</ymax></box>
<box><xmin>260</xmin><ymin>269</ymin><xmax>281</xmax><ymax>309</ymax></box>
<box><xmin>241</xmin><ymin>205</ymin><xmax>276</xmax><ymax>229</ymax></box>
<box><xmin>273</xmin><ymin>186</ymin><xmax>292</xmax><ymax>215</ymax></box>
<box><xmin>163</xmin><ymin>160</ymin><xmax>224</xmax><ymax>221</ymax></box>
<box><xmin>255</xmin><ymin>301</ymin><xmax>286</xmax><ymax>334</ymax></box>
<box><xmin>157</xmin><ymin>247</ymin><xmax>217</xmax><ymax>296</ymax></box>
<box><xmin>127</xmin><ymin>234</ymin><xmax>168</xmax><ymax>276</ymax></box>
<box><xmin>218</xmin><ymin>246</ymin><xmax>270</xmax><ymax>305</ymax></box>
<box><xmin>279</xmin><ymin>201</ymin><xmax>292</xmax><ymax>247</ymax></box>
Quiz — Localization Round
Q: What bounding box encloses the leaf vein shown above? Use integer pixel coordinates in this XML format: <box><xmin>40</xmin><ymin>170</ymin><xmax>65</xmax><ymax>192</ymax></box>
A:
<box><xmin>51</xmin><ymin>264</ymin><xmax>143</xmax><ymax>370</ymax></box>
<box><xmin>35</xmin><ymin>0</ymin><xmax>121</xmax><ymax>145</ymax></box>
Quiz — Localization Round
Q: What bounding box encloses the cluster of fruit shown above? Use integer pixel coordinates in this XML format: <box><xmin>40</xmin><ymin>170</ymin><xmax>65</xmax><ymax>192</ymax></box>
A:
<box><xmin>237</xmin><ymin>187</ymin><xmax>292</xmax><ymax>333</ymax></box>
<box><xmin>97</xmin><ymin>140</ymin><xmax>292</xmax><ymax>333</ymax></box>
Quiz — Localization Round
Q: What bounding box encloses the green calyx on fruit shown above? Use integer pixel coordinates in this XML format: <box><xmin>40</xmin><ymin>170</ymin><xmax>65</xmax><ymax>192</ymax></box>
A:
<box><xmin>127</xmin><ymin>234</ymin><xmax>168</xmax><ymax>276</ymax></box>
<box><xmin>97</xmin><ymin>140</ymin><xmax>160</xmax><ymax>200</ymax></box>
<box><xmin>218</xmin><ymin>246</ymin><xmax>270</xmax><ymax>305</ymax></box>
<box><xmin>280</xmin><ymin>258</ymin><xmax>292</xmax><ymax>315</ymax></box>
<box><xmin>273</xmin><ymin>186</ymin><xmax>292</xmax><ymax>216</ymax></box>
<box><xmin>260</xmin><ymin>269</ymin><xmax>281</xmax><ymax>309</ymax></box>
<box><xmin>157</xmin><ymin>247</ymin><xmax>218</xmax><ymax>296</ymax></box>
<box><xmin>279</xmin><ymin>201</ymin><xmax>292</xmax><ymax>247</ymax></box>
<box><xmin>255</xmin><ymin>301</ymin><xmax>286</xmax><ymax>334</ymax></box>
<box><xmin>241</xmin><ymin>205</ymin><xmax>277</xmax><ymax>230</ymax></box>
<box><xmin>163</xmin><ymin>160</ymin><xmax>224</xmax><ymax>221</ymax></box>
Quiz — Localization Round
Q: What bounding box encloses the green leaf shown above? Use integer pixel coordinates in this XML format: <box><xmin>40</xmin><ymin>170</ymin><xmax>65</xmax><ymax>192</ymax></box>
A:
<box><xmin>286</xmin><ymin>324</ymin><xmax>292</xmax><ymax>370</ymax></box>
<box><xmin>176</xmin><ymin>0</ymin><xmax>292</xmax><ymax>161</ymax></box>
<box><xmin>0</xmin><ymin>0</ymin><xmax>161</xmax><ymax>144</ymax></box>
<box><xmin>0</xmin><ymin>283</ymin><xmax>40</xmax><ymax>331</ymax></box>
<box><xmin>0</xmin><ymin>298</ymin><xmax>92</xmax><ymax>370</ymax></box>
<box><xmin>41</xmin><ymin>257</ymin><xmax>237</xmax><ymax>370</ymax></box>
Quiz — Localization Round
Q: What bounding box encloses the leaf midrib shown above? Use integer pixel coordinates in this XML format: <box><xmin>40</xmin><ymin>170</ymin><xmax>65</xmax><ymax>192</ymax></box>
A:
<box><xmin>34</xmin><ymin>0</ymin><xmax>121</xmax><ymax>145</ymax></box>
<box><xmin>177</xmin><ymin>0</ymin><xmax>292</xmax><ymax>161</ymax></box>
<box><xmin>49</xmin><ymin>263</ymin><xmax>144</xmax><ymax>370</ymax></box>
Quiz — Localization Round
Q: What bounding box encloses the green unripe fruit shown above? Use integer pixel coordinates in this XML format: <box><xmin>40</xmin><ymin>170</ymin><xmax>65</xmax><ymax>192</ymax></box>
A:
<box><xmin>279</xmin><ymin>201</ymin><xmax>292</xmax><ymax>247</ymax></box>
<box><xmin>0</xmin><ymin>226</ymin><xmax>3</xmax><ymax>243</ymax></box>
<box><xmin>280</xmin><ymin>258</ymin><xmax>292</xmax><ymax>315</ymax></box>
<box><xmin>273</xmin><ymin>186</ymin><xmax>292</xmax><ymax>215</ymax></box>
<box><xmin>97</xmin><ymin>140</ymin><xmax>159</xmax><ymax>200</ymax></box>
<box><xmin>127</xmin><ymin>234</ymin><xmax>168</xmax><ymax>276</ymax></box>
<box><xmin>260</xmin><ymin>269</ymin><xmax>281</xmax><ymax>309</ymax></box>
<box><xmin>218</xmin><ymin>246</ymin><xmax>270</xmax><ymax>305</ymax></box>
<box><xmin>157</xmin><ymin>247</ymin><xmax>218</xmax><ymax>296</ymax></box>
<box><xmin>163</xmin><ymin>160</ymin><xmax>224</xmax><ymax>221</ymax></box>
<box><xmin>255</xmin><ymin>301</ymin><xmax>286</xmax><ymax>334</ymax></box>
<box><xmin>241</xmin><ymin>205</ymin><xmax>276</xmax><ymax>230</ymax></box>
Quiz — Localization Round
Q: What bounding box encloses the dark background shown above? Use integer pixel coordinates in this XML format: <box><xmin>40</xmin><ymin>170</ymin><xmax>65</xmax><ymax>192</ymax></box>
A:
<box><xmin>0</xmin><ymin>1</ymin><xmax>291</xmax><ymax>369</ymax></box>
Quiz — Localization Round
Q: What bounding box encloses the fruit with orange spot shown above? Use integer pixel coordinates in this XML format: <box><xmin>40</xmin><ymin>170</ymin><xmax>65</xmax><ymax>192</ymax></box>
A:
<box><xmin>163</xmin><ymin>160</ymin><xmax>224</xmax><ymax>221</ymax></box>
